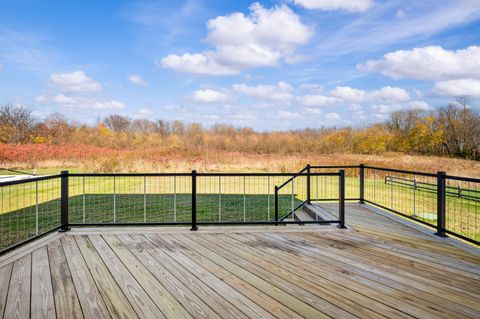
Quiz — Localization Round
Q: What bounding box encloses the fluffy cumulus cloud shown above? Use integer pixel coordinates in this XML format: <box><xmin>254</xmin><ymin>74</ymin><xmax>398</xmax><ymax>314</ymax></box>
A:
<box><xmin>358</xmin><ymin>46</ymin><xmax>480</xmax><ymax>81</ymax></box>
<box><xmin>233</xmin><ymin>81</ymin><xmax>294</xmax><ymax>101</ymax></box>
<box><xmin>160</xmin><ymin>3</ymin><xmax>313</xmax><ymax>75</ymax></box>
<box><xmin>190</xmin><ymin>89</ymin><xmax>232</xmax><ymax>103</ymax></box>
<box><xmin>330</xmin><ymin>86</ymin><xmax>410</xmax><ymax>103</ymax></box>
<box><xmin>432</xmin><ymin>79</ymin><xmax>480</xmax><ymax>97</ymax></box>
<box><xmin>372</xmin><ymin>101</ymin><xmax>431</xmax><ymax>114</ymax></box>
<box><xmin>37</xmin><ymin>94</ymin><xmax>125</xmax><ymax>110</ymax></box>
<box><xmin>50</xmin><ymin>70</ymin><xmax>102</xmax><ymax>92</ymax></box>
<box><xmin>297</xmin><ymin>94</ymin><xmax>341</xmax><ymax>107</ymax></box>
<box><xmin>128</xmin><ymin>74</ymin><xmax>147</xmax><ymax>85</ymax></box>
<box><xmin>292</xmin><ymin>0</ymin><xmax>374</xmax><ymax>12</ymax></box>
<box><xmin>38</xmin><ymin>70</ymin><xmax>125</xmax><ymax>111</ymax></box>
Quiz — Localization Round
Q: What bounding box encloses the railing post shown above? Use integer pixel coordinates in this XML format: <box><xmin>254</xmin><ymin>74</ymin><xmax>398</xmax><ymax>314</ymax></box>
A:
<box><xmin>306</xmin><ymin>164</ymin><xmax>311</xmax><ymax>204</ymax></box>
<box><xmin>359</xmin><ymin>164</ymin><xmax>365</xmax><ymax>204</ymax></box>
<box><xmin>274</xmin><ymin>186</ymin><xmax>279</xmax><ymax>226</ymax></box>
<box><xmin>338</xmin><ymin>170</ymin><xmax>346</xmax><ymax>229</ymax></box>
<box><xmin>191</xmin><ymin>170</ymin><xmax>198</xmax><ymax>231</ymax></box>
<box><xmin>435</xmin><ymin>171</ymin><xmax>447</xmax><ymax>237</ymax></box>
<box><xmin>59</xmin><ymin>170</ymin><xmax>70</xmax><ymax>232</ymax></box>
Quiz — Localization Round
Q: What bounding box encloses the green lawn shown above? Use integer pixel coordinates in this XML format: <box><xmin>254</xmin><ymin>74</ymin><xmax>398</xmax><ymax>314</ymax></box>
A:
<box><xmin>0</xmin><ymin>192</ymin><xmax>303</xmax><ymax>251</ymax></box>
<box><xmin>1</xmin><ymin>172</ymin><xmax>478</xmax><ymax>251</ymax></box>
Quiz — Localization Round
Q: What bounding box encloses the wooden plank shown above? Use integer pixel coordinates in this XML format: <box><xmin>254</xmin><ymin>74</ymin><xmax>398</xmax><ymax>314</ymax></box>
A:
<box><xmin>5</xmin><ymin>254</ymin><xmax>31</xmax><ymax>319</ymax></box>
<box><xmin>172</xmin><ymin>234</ymin><xmax>332</xmax><ymax>319</ymax></box>
<box><xmin>116</xmin><ymin>234</ymin><xmax>221</xmax><ymax>319</ymax></box>
<box><xmin>102</xmin><ymin>235</ymin><xmax>192</xmax><ymax>319</ymax></box>
<box><xmin>31</xmin><ymin>247</ymin><xmax>56</xmax><ymax>319</ymax></box>
<box><xmin>194</xmin><ymin>233</ymin><xmax>400</xmax><ymax>319</ymax></box>
<box><xmin>87</xmin><ymin>235</ymin><xmax>165</xmax><ymax>319</ymax></box>
<box><xmin>145</xmin><ymin>233</ymin><xmax>281</xmax><ymax>319</ymax></box>
<box><xmin>47</xmin><ymin>239</ymin><xmax>83</xmax><ymax>319</ymax></box>
<box><xmin>0</xmin><ymin>263</ymin><xmax>12</xmax><ymax>318</ymax></box>
<box><xmin>230</xmin><ymin>232</ymin><xmax>477</xmax><ymax>319</ymax></box>
<box><xmin>74</xmin><ymin>235</ymin><xmax>138</xmax><ymax>319</ymax></box>
<box><xmin>0</xmin><ymin>232</ymin><xmax>64</xmax><ymax>269</ymax></box>
<box><xmin>277</xmin><ymin>232</ymin><xmax>480</xmax><ymax>313</ymax></box>
<box><xmin>132</xmin><ymin>234</ymin><xmax>251</xmax><ymax>319</ymax></box>
<box><xmin>296</xmin><ymin>231</ymin><xmax>480</xmax><ymax>298</ymax></box>
<box><xmin>61</xmin><ymin>236</ymin><xmax>110</xmax><ymax>319</ymax></box>
<box><xmin>159</xmin><ymin>234</ymin><xmax>311</xmax><ymax>319</ymax></box>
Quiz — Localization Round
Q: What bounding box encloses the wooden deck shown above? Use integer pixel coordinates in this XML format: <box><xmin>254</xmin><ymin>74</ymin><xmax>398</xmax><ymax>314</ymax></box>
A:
<box><xmin>0</xmin><ymin>204</ymin><xmax>479</xmax><ymax>318</ymax></box>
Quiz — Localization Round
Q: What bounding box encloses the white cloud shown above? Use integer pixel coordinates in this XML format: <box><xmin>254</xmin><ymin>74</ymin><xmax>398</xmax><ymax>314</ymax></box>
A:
<box><xmin>160</xmin><ymin>3</ymin><xmax>313</xmax><ymax>75</ymax></box>
<box><xmin>299</xmin><ymin>83</ymin><xmax>324</xmax><ymax>93</ymax></box>
<box><xmin>372</xmin><ymin>101</ymin><xmax>431</xmax><ymax>114</ymax></box>
<box><xmin>36</xmin><ymin>94</ymin><xmax>125</xmax><ymax>110</ymax></box>
<box><xmin>330</xmin><ymin>86</ymin><xmax>410</xmax><ymax>103</ymax></box>
<box><xmin>432</xmin><ymin>79</ymin><xmax>480</xmax><ymax>97</ymax></box>
<box><xmin>93</xmin><ymin>101</ymin><xmax>125</xmax><ymax>110</ymax></box>
<box><xmin>233</xmin><ymin>81</ymin><xmax>294</xmax><ymax>101</ymax></box>
<box><xmin>278</xmin><ymin>110</ymin><xmax>301</xmax><ymax>120</ymax></box>
<box><xmin>297</xmin><ymin>94</ymin><xmax>341</xmax><ymax>107</ymax></box>
<box><xmin>139</xmin><ymin>108</ymin><xmax>151</xmax><ymax>115</ymax></box>
<box><xmin>324</xmin><ymin>112</ymin><xmax>341</xmax><ymax>122</ymax></box>
<box><xmin>292</xmin><ymin>0</ymin><xmax>374</xmax><ymax>12</ymax></box>
<box><xmin>50</xmin><ymin>71</ymin><xmax>102</xmax><ymax>93</ymax></box>
<box><xmin>358</xmin><ymin>46</ymin><xmax>480</xmax><ymax>81</ymax></box>
<box><xmin>317</xmin><ymin>1</ymin><xmax>480</xmax><ymax>57</ymax></box>
<box><xmin>190</xmin><ymin>89</ymin><xmax>232</xmax><ymax>103</ymax></box>
<box><xmin>128</xmin><ymin>74</ymin><xmax>147</xmax><ymax>85</ymax></box>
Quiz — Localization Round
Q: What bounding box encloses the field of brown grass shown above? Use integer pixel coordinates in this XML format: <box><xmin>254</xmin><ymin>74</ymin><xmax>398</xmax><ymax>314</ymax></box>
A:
<box><xmin>1</xmin><ymin>151</ymin><xmax>479</xmax><ymax>178</ymax></box>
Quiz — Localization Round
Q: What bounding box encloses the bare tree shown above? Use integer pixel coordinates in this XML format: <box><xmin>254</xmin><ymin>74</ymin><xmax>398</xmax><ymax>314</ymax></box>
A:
<box><xmin>0</xmin><ymin>104</ymin><xmax>36</xmax><ymax>143</ymax></box>
<box><xmin>104</xmin><ymin>114</ymin><xmax>131</xmax><ymax>132</ymax></box>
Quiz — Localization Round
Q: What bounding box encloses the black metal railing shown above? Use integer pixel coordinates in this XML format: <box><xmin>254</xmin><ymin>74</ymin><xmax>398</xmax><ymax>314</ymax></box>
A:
<box><xmin>1</xmin><ymin>164</ymin><xmax>478</xmax><ymax>254</ymax></box>
<box><xmin>0</xmin><ymin>168</ymin><xmax>346</xmax><ymax>254</ymax></box>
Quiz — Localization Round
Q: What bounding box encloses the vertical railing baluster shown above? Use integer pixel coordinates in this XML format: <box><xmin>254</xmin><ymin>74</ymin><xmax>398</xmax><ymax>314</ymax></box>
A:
<box><xmin>35</xmin><ymin>181</ymin><xmax>39</xmax><ymax>235</ymax></box>
<box><xmin>191</xmin><ymin>170</ymin><xmax>197</xmax><ymax>231</ymax></box>
<box><xmin>436</xmin><ymin>171</ymin><xmax>447</xmax><ymax>237</ymax></box>
<box><xmin>306</xmin><ymin>164</ymin><xmax>311</xmax><ymax>204</ymax></box>
<box><xmin>413</xmin><ymin>176</ymin><xmax>417</xmax><ymax>217</ymax></box>
<box><xmin>267</xmin><ymin>176</ymin><xmax>270</xmax><ymax>221</ymax></box>
<box><xmin>173</xmin><ymin>176</ymin><xmax>177</xmax><ymax>222</ymax></box>
<box><xmin>291</xmin><ymin>178</ymin><xmax>295</xmax><ymax>220</ymax></box>
<box><xmin>113</xmin><ymin>175</ymin><xmax>116</xmax><ymax>223</ymax></box>
<box><xmin>274</xmin><ymin>186</ymin><xmax>279</xmax><ymax>226</ymax></box>
<box><xmin>59</xmin><ymin>170</ymin><xmax>70</xmax><ymax>232</ymax></box>
<box><xmin>218</xmin><ymin>176</ymin><xmax>221</xmax><ymax>222</ymax></box>
<box><xmin>82</xmin><ymin>176</ymin><xmax>86</xmax><ymax>223</ymax></box>
<box><xmin>359</xmin><ymin>164</ymin><xmax>365</xmax><ymax>203</ymax></box>
<box><xmin>243</xmin><ymin>176</ymin><xmax>246</xmax><ymax>222</ymax></box>
<box><xmin>338</xmin><ymin>170</ymin><xmax>346</xmax><ymax>228</ymax></box>
<box><xmin>144</xmin><ymin>175</ymin><xmax>147</xmax><ymax>223</ymax></box>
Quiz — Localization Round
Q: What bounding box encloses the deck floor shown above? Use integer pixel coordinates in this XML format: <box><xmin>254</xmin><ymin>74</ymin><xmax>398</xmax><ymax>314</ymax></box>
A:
<box><xmin>0</xmin><ymin>204</ymin><xmax>479</xmax><ymax>318</ymax></box>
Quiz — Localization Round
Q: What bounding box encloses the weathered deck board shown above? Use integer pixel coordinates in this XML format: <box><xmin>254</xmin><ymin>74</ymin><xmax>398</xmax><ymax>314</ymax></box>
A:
<box><xmin>0</xmin><ymin>204</ymin><xmax>479</xmax><ymax>319</ymax></box>
<box><xmin>31</xmin><ymin>247</ymin><xmax>55</xmax><ymax>319</ymax></box>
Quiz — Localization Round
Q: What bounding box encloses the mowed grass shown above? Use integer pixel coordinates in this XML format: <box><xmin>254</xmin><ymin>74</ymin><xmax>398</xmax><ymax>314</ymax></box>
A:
<box><xmin>0</xmin><ymin>193</ymin><xmax>304</xmax><ymax>250</ymax></box>
<box><xmin>1</xmin><ymin>172</ymin><xmax>479</xmax><ymax>251</ymax></box>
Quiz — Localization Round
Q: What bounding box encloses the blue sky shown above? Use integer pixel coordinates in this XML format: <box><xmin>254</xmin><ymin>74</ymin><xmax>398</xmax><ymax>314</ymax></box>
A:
<box><xmin>0</xmin><ymin>0</ymin><xmax>479</xmax><ymax>130</ymax></box>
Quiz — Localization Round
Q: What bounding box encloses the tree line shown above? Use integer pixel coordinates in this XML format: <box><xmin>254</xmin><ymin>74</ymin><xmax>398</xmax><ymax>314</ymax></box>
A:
<box><xmin>1</xmin><ymin>98</ymin><xmax>479</xmax><ymax>160</ymax></box>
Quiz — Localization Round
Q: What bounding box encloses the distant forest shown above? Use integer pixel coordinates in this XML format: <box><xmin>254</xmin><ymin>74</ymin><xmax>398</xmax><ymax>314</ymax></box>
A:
<box><xmin>1</xmin><ymin>98</ymin><xmax>479</xmax><ymax>161</ymax></box>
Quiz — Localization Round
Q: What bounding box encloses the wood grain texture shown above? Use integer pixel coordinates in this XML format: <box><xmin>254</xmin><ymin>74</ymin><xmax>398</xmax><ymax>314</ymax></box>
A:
<box><xmin>47</xmin><ymin>239</ymin><xmax>83</xmax><ymax>319</ymax></box>
<box><xmin>0</xmin><ymin>263</ymin><xmax>13</xmax><ymax>318</ymax></box>
<box><xmin>31</xmin><ymin>247</ymin><xmax>56</xmax><ymax>319</ymax></box>
<box><xmin>61</xmin><ymin>236</ymin><xmax>110</xmax><ymax>319</ymax></box>
<box><xmin>5</xmin><ymin>254</ymin><xmax>31</xmax><ymax>319</ymax></box>
<box><xmin>74</xmin><ymin>235</ymin><xmax>138</xmax><ymax>319</ymax></box>
<box><xmin>1</xmin><ymin>204</ymin><xmax>479</xmax><ymax>319</ymax></box>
